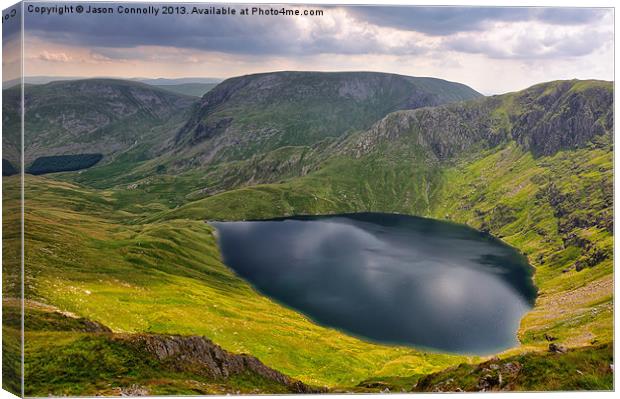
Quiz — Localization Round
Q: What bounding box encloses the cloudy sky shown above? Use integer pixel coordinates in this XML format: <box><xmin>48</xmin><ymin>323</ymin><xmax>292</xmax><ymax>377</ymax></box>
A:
<box><xmin>2</xmin><ymin>2</ymin><xmax>614</xmax><ymax>94</ymax></box>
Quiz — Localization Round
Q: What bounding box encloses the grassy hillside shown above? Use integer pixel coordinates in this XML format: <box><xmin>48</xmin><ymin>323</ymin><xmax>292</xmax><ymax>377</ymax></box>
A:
<box><xmin>2</xmin><ymin>79</ymin><xmax>197</xmax><ymax>165</ymax></box>
<box><xmin>412</xmin><ymin>343</ymin><xmax>613</xmax><ymax>392</ymax></box>
<box><xmin>169</xmin><ymin>71</ymin><xmax>481</xmax><ymax>166</ymax></box>
<box><xmin>8</xmin><ymin>175</ymin><xmax>471</xmax><ymax>393</ymax></box>
<box><xmin>5</xmin><ymin>78</ymin><xmax>613</xmax><ymax>394</ymax></box>
<box><xmin>44</xmin><ymin>72</ymin><xmax>480</xmax><ymax>191</ymax></box>
<box><xmin>3</xmin><ymin>300</ymin><xmax>320</xmax><ymax>396</ymax></box>
<box><xmin>2</xmin><ymin>175</ymin><xmax>22</xmax><ymax>395</ymax></box>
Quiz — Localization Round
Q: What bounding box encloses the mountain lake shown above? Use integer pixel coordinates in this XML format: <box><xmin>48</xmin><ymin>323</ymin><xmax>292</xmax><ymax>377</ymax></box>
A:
<box><xmin>212</xmin><ymin>213</ymin><xmax>537</xmax><ymax>354</ymax></box>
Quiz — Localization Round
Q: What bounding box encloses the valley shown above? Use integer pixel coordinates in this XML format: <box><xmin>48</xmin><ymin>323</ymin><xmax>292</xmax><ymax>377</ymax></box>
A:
<box><xmin>2</xmin><ymin>71</ymin><xmax>613</xmax><ymax>394</ymax></box>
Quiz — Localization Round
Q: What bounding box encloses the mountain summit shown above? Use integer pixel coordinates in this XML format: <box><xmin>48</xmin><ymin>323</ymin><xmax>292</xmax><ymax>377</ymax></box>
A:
<box><xmin>169</xmin><ymin>71</ymin><xmax>482</xmax><ymax>164</ymax></box>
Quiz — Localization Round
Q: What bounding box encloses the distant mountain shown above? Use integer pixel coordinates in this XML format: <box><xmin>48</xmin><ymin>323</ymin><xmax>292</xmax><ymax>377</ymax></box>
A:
<box><xmin>152</xmin><ymin>78</ymin><xmax>611</xmax><ymax>211</ymax></box>
<box><xmin>168</xmin><ymin>79</ymin><xmax>612</xmax><ymax>198</ymax></box>
<box><xmin>3</xmin><ymin>76</ymin><xmax>222</xmax><ymax>89</ymax></box>
<box><xmin>169</xmin><ymin>71</ymin><xmax>482</xmax><ymax>166</ymax></box>
<box><xmin>3</xmin><ymin>76</ymin><xmax>85</xmax><ymax>88</ymax></box>
<box><xmin>153</xmin><ymin>83</ymin><xmax>218</xmax><ymax>97</ymax></box>
<box><xmin>135</xmin><ymin>77</ymin><xmax>221</xmax><ymax>85</ymax></box>
<box><xmin>4</xmin><ymin>72</ymin><xmax>480</xmax><ymax>170</ymax></box>
<box><xmin>2</xmin><ymin>79</ymin><xmax>197</xmax><ymax>166</ymax></box>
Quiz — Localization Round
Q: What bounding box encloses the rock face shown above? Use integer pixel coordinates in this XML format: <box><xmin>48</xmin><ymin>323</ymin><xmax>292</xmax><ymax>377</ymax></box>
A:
<box><xmin>344</xmin><ymin>97</ymin><xmax>502</xmax><ymax>160</ymax></box>
<box><xmin>116</xmin><ymin>384</ymin><xmax>149</xmax><ymax>396</ymax></box>
<box><xmin>343</xmin><ymin>79</ymin><xmax>612</xmax><ymax>161</ymax></box>
<box><xmin>511</xmin><ymin>81</ymin><xmax>613</xmax><ymax>156</ymax></box>
<box><xmin>123</xmin><ymin>334</ymin><xmax>323</xmax><ymax>393</ymax></box>
<box><xmin>170</xmin><ymin>71</ymin><xmax>482</xmax><ymax>165</ymax></box>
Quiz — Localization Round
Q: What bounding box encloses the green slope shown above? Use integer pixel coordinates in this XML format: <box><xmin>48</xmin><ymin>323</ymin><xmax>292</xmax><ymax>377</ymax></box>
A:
<box><xmin>47</xmin><ymin>71</ymin><xmax>481</xmax><ymax>190</ymax></box>
<box><xmin>169</xmin><ymin>71</ymin><xmax>482</xmax><ymax>165</ymax></box>
<box><xmin>2</xmin><ymin>79</ymin><xmax>197</xmax><ymax>166</ymax></box>
<box><xmin>7</xmin><ymin>175</ymin><xmax>469</xmax><ymax>391</ymax></box>
<box><xmin>412</xmin><ymin>343</ymin><xmax>613</xmax><ymax>392</ymax></box>
<box><xmin>3</xmin><ymin>300</ymin><xmax>320</xmax><ymax>396</ymax></box>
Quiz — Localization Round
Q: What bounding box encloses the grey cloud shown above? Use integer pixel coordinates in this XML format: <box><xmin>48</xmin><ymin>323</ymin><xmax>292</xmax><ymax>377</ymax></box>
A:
<box><xmin>444</xmin><ymin>29</ymin><xmax>611</xmax><ymax>60</ymax></box>
<box><xmin>551</xmin><ymin>30</ymin><xmax>612</xmax><ymax>58</ymax></box>
<box><xmin>21</xmin><ymin>3</ymin><xmax>612</xmax><ymax>60</ymax></box>
<box><xmin>534</xmin><ymin>8</ymin><xmax>609</xmax><ymax>25</ymax></box>
<box><xmin>24</xmin><ymin>4</ymin><xmax>301</xmax><ymax>55</ymax></box>
<box><xmin>24</xmin><ymin>2</ymin><xmax>434</xmax><ymax>57</ymax></box>
<box><xmin>346</xmin><ymin>6</ymin><xmax>609</xmax><ymax>36</ymax></box>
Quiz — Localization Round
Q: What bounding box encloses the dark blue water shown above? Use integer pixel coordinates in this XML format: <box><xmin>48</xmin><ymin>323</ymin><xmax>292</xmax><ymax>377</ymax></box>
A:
<box><xmin>212</xmin><ymin>213</ymin><xmax>537</xmax><ymax>354</ymax></box>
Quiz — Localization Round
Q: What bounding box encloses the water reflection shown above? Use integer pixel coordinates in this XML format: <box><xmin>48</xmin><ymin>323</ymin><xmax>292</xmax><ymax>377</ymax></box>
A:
<box><xmin>212</xmin><ymin>213</ymin><xmax>537</xmax><ymax>354</ymax></box>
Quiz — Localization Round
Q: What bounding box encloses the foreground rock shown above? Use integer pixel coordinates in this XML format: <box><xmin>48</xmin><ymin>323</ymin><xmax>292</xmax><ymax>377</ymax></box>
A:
<box><xmin>13</xmin><ymin>301</ymin><xmax>325</xmax><ymax>395</ymax></box>
<box><xmin>122</xmin><ymin>333</ymin><xmax>323</xmax><ymax>393</ymax></box>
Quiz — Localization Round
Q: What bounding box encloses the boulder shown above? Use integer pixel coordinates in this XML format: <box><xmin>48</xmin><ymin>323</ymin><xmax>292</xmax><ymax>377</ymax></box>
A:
<box><xmin>549</xmin><ymin>343</ymin><xmax>568</xmax><ymax>353</ymax></box>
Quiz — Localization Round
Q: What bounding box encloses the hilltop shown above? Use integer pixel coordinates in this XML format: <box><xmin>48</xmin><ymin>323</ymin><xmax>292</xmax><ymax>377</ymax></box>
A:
<box><xmin>2</xmin><ymin>79</ymin><xmax>197</xmax><ymax>167</ymax></box>
<box><xmin>169</xmin><ymin>71</ymin><xmax>482</xmax><ymax>165</ymax></box>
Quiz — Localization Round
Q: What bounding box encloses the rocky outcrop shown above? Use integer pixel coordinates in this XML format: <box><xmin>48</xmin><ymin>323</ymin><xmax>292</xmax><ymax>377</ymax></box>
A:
<box><xmin>21</xmin><ymin>302</ymin><xmax>322</xmax><ymax>394</ymax></box>
<box><xmin>120</xmin><ymin>334</ymin><xmax>323</xmax><ymax>393</ymax></box>
<box><xmin>344</xmin><ymin>79</ymin><xmax>612</xmax><ymax>162</ymax></box>
<box><xmin>548</xmin><ymin>343</ymin><xmax>568</xmax><ymax>354</ymax></box>
<box><xmin>345</xmin><ymin>96</ymin><xmax>503</xmax><ymax>160</ymax></box>
<box><xmin>115</xmin><ymin>384</ymin><xmax>149</xmax><ymax>396</ymax></box>
<box><xmin>511</xmin><ymin>81</ymin><xmax>613</xmax><ymax>156</ymax></box>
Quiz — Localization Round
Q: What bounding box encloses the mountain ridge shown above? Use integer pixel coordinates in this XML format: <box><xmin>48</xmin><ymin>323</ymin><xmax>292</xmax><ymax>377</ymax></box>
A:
<box><xmin>46</xmin><ymin>77</ymin><xmax>612</xmax><ymax>210</ymax></box>
<box><xmin>168</xmin><ymin>70</ymin><xmax>482</xmax><ymax>165</ymax></box>
<box><xmin>129</xmin><ymin>78</ymin><xmax>611</xmax><ymax>202</ymax></box>
<box><xmin>340</xmin><ymin>78</ymin><xmax>612</xmax><ymax>161</ymax></box>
